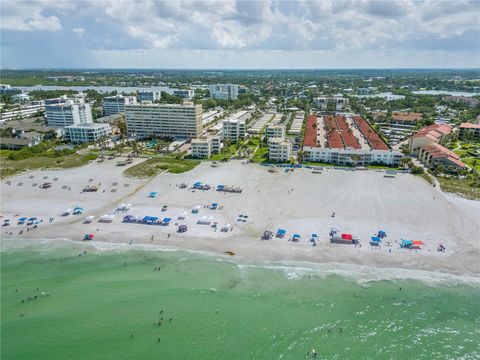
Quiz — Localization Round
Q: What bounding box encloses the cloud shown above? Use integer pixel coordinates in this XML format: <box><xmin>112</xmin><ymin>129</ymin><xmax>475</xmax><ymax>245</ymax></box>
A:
<box><xmin>72</xmin><ymin>27</ymin><xmax>86</xmax><ymax>38</ymax></box>
<box><xmin>0</xmin><ymin>1</ymin><xmax>73</xmax><ymax>32</ymax></box>
<box><xmin>1</xmin><ymin>0</ymin><xmax>479</xmax><ymax>68</ymax></box>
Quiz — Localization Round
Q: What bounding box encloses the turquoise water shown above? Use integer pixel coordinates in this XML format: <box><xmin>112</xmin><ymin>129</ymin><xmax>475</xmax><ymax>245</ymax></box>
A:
<box><xmin>2</xmin><ymin>239</ymin><xmax>480</xmax><ymax>359</ymax></box>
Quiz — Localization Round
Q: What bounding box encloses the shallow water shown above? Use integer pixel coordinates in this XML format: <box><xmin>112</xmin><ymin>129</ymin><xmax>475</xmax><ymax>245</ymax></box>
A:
<box><xmin>2</xmin><ymin>239</ymin><xmax>479</xmax><ymax>360</ymax></box>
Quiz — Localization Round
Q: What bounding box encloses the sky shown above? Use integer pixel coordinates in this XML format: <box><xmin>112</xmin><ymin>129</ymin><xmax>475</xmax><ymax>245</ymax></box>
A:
<box><xmin>1</xmin><ymin>0</ymin><xmax>479</xmax><ymax>69</ymax></box>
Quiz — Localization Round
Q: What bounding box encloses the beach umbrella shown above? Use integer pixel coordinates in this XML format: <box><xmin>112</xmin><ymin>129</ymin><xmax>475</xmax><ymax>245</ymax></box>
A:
<box><xmin>371</xmin><ymin>236</ymin><xmax>381</xmax><ymax>242</ymax></box>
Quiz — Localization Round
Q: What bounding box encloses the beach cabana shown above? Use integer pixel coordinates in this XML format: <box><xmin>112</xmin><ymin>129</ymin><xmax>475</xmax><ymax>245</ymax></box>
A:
<box><xmin>192</xmin><ymin>205</ymin><xmax>201</xmax><ymax>214</ymax></box>
<box><xmin>17</xmin><ymin>217</ymin><xmax>28</xmax><ymax>225</ymax></box>
<box><xmin>370</xmin><ymin>236</ymin><xmax>381</xmax><ymax>246</ymax></box>
<box><xmin>149</xmin><ymin>191</ymin><xmax>158</xmax><ymax>198</ymax></box>
<box><xmin>123</xmin><ymin>215</ymin><xmax>137</xmax><ymax>223</ymax></box>
<box><xmin>377</xmin><ymin>230</ymin><xmax>387</xmax><ymax>238</ymax></box>
<box><xmin>84</xmin><ymin>215</ymin><xmax>95</xmax><ymax>223</ymax></box>
<box><xmin>276</xmin><ymin>229</ymin><xmax>286</xmax><ymax>238</ymax></box>
<box><xmin>221</xmin><ymin>223</ymin><xmax>231</xmax><ymax>232</ymax></box>
<box><xmin>161</xmin><ymin>217</ymin><xmax>172</xmax><ymax>226</ymax></box>
<box><xmin>143</xmin><ymin>216</ymin><xmax>158</xmax><ymax>224</ymax></box>
<box><xmin>99</xmin><ymin>214</ymin><xmax>115</xmax><ymax>223</ymax></box>
<box><xmin>62</xmin><ymin>209</ymin><xmax>73</xmax><ymax>216</ymax></box>
<box><xmin>292</xmin><ymin>234</ymin><xmax>301</xmax><ymax>242</ymax></box>
<box><xmin>197</xmin><ymin>216</ymin><xmax>212</xmax><ymax>225</ymax></box>
<box><xmin>193</xmin><ymin>182</ymin><xmax>202</xmax><ymax>189</ymax></box>
<box><xmin>73</xmin><ymin>207</ymin><xmax>84</xmax><ymax>215</ymax></box>
<box><xmin>341</xmin><ymin>233</ymin><xmax>353</xmax><ymax>240</ymax></box>
<box><xmin>210</xmin><ymin>203</ymin><xmax>218</xmax><ymax>210</ymax></box>
<box><xmin>400</xmin><ymin>239</ymin><xmax>413</xmax><ymax>248</ymax></box>
<box><xmin>216</xmin><ymin>185</ymin><xmax>225</xmax><ymax>191</ymax></box>
<box><xmin>3</xmin><ymin>219</ymin><xmax>10</xmax><ymax>226</ymax></box>
<box><xmin>27</xmin><ymin>217</ymin><xmax>40</xmax><ymax>225</ymax></box>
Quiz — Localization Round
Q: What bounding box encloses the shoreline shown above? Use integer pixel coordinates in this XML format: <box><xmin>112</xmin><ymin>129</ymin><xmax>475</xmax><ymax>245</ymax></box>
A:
<box><xmin>3</xmin><ymin>236</ymin><xmax>480</xmax><ymax>287</ymax></box>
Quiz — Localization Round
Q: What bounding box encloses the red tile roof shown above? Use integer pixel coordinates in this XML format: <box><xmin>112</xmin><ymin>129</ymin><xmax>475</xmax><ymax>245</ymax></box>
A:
<box><xmin>413</xmin><ymin>124</ymin><xmax>452</xmax><ymax>139</ymax></box>
<box><xmin>352</xmin><ymin>115</ymin><xmax>389</xmax><ymax>150</ymax></box>
<box><xmin>303</xmin><ymin>115</ymin><xmax>318</xmax><ymax>147</ymax></box>
<box><xmin>459</xmin><ymin>122</ymin><xmax>480</xmax><ymax>129</ymax></box>
<box><xmin>325</xmin><ymin>115</ymin><xmax>344</xmax><ymax>149</ymax></box>
<box><xmin>336</xmin><ymin>115</ymin><xmax>361</xmax><ymax>149</ymax></box>
<box><xmin>423</xmin><ymin>143</ymin><xmax>465</xmax><ymax>168</ymax></box>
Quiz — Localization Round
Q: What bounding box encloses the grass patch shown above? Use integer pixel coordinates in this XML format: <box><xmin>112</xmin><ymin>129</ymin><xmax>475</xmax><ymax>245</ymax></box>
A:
<box><xmin>436</xmin><ymin>176</ymin><xmax>480</xmax><ymax>200</ymax></box>
<box><xmin>210</xmin><ymin>144</ymin><xmax>237</xmax><ymax>161</ymax></box>
<box><xmin>415</xmin><ymin>172</ymin><xmax>435</xmax><ymax>185</ymax></box>
<box><xmin>124</xmin><ymin>157</ymin><xmax>200</xmax><ymax>178</ymax></box>
<box><xmin>0</xmin><ymin>153</ymin><xmax>98</xmax><ymax>178</ymax></box>
<box><xmin>251</xmin><ymin>146</ymin><xmax>269</xmax><ymax>164</ymax></box>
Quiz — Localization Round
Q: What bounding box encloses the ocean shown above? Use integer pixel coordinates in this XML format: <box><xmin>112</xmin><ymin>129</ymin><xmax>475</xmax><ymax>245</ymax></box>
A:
<box><xmin>2</xmin><ymin>239</ymin><xmax>479</xmax><ymax>360</ymax></box>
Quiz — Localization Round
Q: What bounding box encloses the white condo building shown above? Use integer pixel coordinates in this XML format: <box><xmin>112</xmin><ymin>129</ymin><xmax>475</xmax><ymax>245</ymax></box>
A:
<box><xmin>103</xmin><ymin>95</ymin><xmax>136</xmax><ymax>116</ymax></box>
<box><xmin>313</xmin><ymin>96</ymin><xmax>349</xmax><ymax>111</ymax></box>
<box><xmin>125</xmin><ymin>102</ymin><xmax>202</xmax><ymax>139</ymax></box>
<box><xmin>268</xmin><ymin>137</ymin><xmax>292</xmax><ymax>162</ymax></box>
<box><xmin>137</xmin><ymin>90</ymin><xmax>161</xmax><ymax>102</ymax></box>
<box><xmin>191</xmin><ymin>135</ymin><xmax>222</xmax><ymax>159</ymax></box>
<box><xmin>173</xmin><ymin>89</ymin><xmax>195</xmax><ymax>99</ymax></box>
<box><xmin>45</xmin><ymin>99</ymin><xmax>93</xmax><ymax>127</ymax></box>
<box><xmin>64</xmin><ymin>123</ymin><xmax>112</xmax><ymax>144</ymax></box>
<box><xmin>265</xmin><ymin>124</ymin><xmax>286</xmax><ymax>139</ymax></box>
<box><xmin>209</xmin><ymin>84</ymin><xmax>239</xmax><ymax>100</ymax></box>
<box><xmin>222</xmin><ymin>119</ymin><xmax>245</xmax><ymax>143</ymax></box>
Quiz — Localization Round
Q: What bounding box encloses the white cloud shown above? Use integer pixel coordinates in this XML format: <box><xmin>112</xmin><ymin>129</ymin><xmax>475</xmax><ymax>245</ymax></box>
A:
<box><xmin>73</xmin><ymin>27</ymin><xmax>86</xmax><ymax>38</ymax></box>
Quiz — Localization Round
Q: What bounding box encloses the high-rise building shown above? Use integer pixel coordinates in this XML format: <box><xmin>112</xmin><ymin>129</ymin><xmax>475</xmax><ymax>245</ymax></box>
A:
<box><xmin>137</xmin><ymin>90</ymin><xmax>161</xmax><ymax>102</ymax></box>
<box><xmin>265</xmin><ymin>124</ymin><xmax>286</xmax><ymax>140</ymax></box>
<box><xmin>209</xmin><ymin>84</ymin><xmax>239</xmax><ymax>100</ymax></box>
<box><xmin>45</xmin><ymin>99</ymin><xmax>93</xmax><ymax>128</ymax></box>
<box><xmin>103</xmin><ymin>95</ymin><xmax>136</xmax><ymax>116</ymax></box>
<box><xmin>125</xmin><ymin>102</ymin><xmax>202</xmax><ymax>139</ymax></box>
<box><xmin>222</xmin><ymin>119</ymin><xmax>245</xmax><ymax>143</ymax></box>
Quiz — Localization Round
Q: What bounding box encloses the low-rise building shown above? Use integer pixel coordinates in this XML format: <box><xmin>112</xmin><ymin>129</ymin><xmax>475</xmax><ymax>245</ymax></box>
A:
<box><xmin>418</xmin><ymin>143</ymin><xmax>465</xmax><ymax>171</ymax></box>
<box><xmin>64</xmin><ymin>123</ymin><xmax>112</xmax><ymax>144</ymax></box>
<box><xmin>103</xmin><ymin>95</ymin><xmax>136</xmax><ymax>116</ymax></box>
<box><xmin>191</xmin><ymin>135</ymin><xmax>222</xmax><ymax>159</ymax></box>
<box><xmin>304</xmin><ymin>147</ymin><xmax>402</xmax><ymax>166</ymax></box>
<box><xmin>265</xmin><ymin>124</ymin><xmax>286</xmax><ymax>140</ymax></box>
<box><xmin>459</xmin><ymin>123</ymin><xmax>480</xmax><ymax>141</ymax></box>
<box><xmin>0</xmin><ymin>137</ymin><xmax>40</xmax><ymax>150</ymax></box>
<box><xmin>173</xmin><ymin>89</ymin><xmax>195</xmax><ymax>99</ymax></box>
<box><xmin>391</xmin><ymin>112</ymin><xmax>423</xmax><ymax>125</ymax></box>
<box><xmin>0</xmin><ymin>101</ymin><xmax>45</xmax><ymax>123</ymax></box>
<box><xmin>222</xmin><ymin>119</ymin><xmax>245</xmax><ymax>143</ymax></box>
<box><xmin>313</xmin><ymin>96</ymin><xmax>348</xmax><ymax>111</ymax></box>
<box><xmin>137</xmin><ymin>90</ymin><xmax>161</xmax><ymax>102</ymax></box>
<box><xmin>408</xmin><ymin>124</ymin><xmax>452</xmax><ymax>155</ymax></box>
<box><xmin>268</xmin><ymin>137</ymin><xmax>291</xmax><ymax>162</ymax></box>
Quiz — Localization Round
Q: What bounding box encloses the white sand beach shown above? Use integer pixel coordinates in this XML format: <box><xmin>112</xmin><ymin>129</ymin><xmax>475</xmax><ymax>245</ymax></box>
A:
<box><xmin>1</xmin><ymin>159</ymin><xmax>479</xmax><ymax>277</ymax></box>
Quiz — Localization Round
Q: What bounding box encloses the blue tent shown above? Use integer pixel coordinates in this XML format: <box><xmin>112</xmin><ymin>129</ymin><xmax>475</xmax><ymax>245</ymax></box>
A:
<box><xmin>371</xmin><ymin>236</ymin><xmax>381</xmax><ymax>242</ymax></box>
<box><xmin>193</xmin><ymin>182</ymin><xmax>202</xmax><ymax>188</ymax></box>
<box><xmin>311</xmin><ymin>233</ymin><xmax>318</xmax><ymax>238</ymax></box>
<box><xmin>401</xmin><ymin>239</ymin><xmax>413</xmax><ymax>247</ymax></box>
<box><xmin>377</xmin><ymin>230</ymin><xmax>387</xmax><ymax>238</ymax></box>
<box><xmin>18</xmin><ymin>217</ymin><xmax>28</xmax><ymax>223</ymax></box>
<box><xmin>292</xmin><ymin>233</ymin><xmax>301</xmax><ymax>239</ymax></box>
<box><xmin>210</xmin><ymin>203</ymin><xmax>218</xmax><ymax>209</ymax></box>
<box><xmin>161</xmin><ymin>217</ymin><xmax>172</xmax><ymax>225</ymax></box>
<box><xmin>73</xmin><ymin>207</ymin><xmax>84</xmax><ymax>214</ymax></box>
<box><xmin>276</xmin><ymin>229</ymin><xmax>286</xmax><ymax>237</ymax></box>
<box><xmin>143</xmin><ymin>216</ymin><xmax>158</xmax><ymax>223</ymax></box>
<box><xmin>216</xmin><ymin>185</ymin><xmax>225</xmax><ymax>191</ymax></box>
<box><xmin>149</xmin><ymin>191</ymin><xmax>158</xmax><ymax>198</ymax></box>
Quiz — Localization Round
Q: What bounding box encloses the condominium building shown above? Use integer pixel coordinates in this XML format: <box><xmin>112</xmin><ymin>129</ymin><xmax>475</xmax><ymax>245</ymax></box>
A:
<box><xmin>268</xmin><ymin>137</ymin><xmax>292</xmax><ymax>162</ymax></box>
<box><xmin>265</xmin><ymin>124</ymin><xmax>286</xmax><ymax>140</ymax></box>
<box><xmin>313</xmin><ymin>96</ymin><xmax>349</xmax><ymax>111</ymax></box>
<box><xmin>173</xmin><ymin>89</ymin><xmax>195</xmax><ymax>99</ymax></box>
<box><xmin>125</xmin><ymin>102</ymin><xmax>202</xmax><ymax>139</ymax></box>
<box><xmin>408</xmin><ymin>124</ymin><xmax>452</xmax><ymax>155</ymax></box>
<box><xmin>137</xmin><ymin>90</ymin><xmax>161</xmax><ymax>102</ymax></box>
<box><xmin>459</xmin><ymin>123</ymin><xmax>480</xmax><ymax>141</ymax></box>
<box><xmin>64</xmin><ymin>123</ymin><xmax>112</xmax><ymax>144</ymax></box>
<box><xmin>191</xmin><ymin>135</ymin><xmax>222</xmax><ymax>159</ymax></box>
<box><xmin>0</xmin><ymin>101</ymin><xmax>45</xmax><ymax>123</ymax></box>
<box><xmin>103</xmin><ymin>95</ymin><xmax>136</xmax><ymax>116</ymax></box>
<box><xmin>304</xmin><ymin>147</ymin><xmax>402</xmax><ymax>166</ymax></box>
<box><xmin>222</xmin><ymin>119</ymin><xmax>245</xmax><ymax>143</ymax></box>
<box><xmin>45</xmin><ymin>99</ymin><xmax>93</xmax><ymax>127</ymax></box>
<box><xmin>209</xmin><ymin>84</ymin><xmax>239</xmax><ymax>100</ymax></box>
